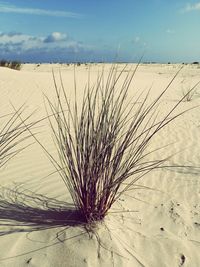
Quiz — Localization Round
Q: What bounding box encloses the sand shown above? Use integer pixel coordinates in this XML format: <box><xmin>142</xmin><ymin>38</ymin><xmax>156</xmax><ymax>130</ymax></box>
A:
<box><xmin>0</xmin><ymin>63</ymin><xmax>200</xmax><ymax>267</ymax></box>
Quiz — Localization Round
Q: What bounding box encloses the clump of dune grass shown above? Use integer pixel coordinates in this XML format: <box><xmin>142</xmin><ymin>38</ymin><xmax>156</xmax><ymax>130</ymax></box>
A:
<box><xmin>9</xmin><ymin>61</ymin><xmax>21</xmax><ymax>71</ymax></box>
<box><xmin>0</xmin><ymin>60</ymin><xmax>21</xmax><ymax>70</ymax></box>
<box><xmin>181</xmin><ymin>79</ymin><xmax>198</xmax><ymax>102</ymax></box>
<box><xmin>0</xmin><ymin>59</ymin><xmax>8</xmax><ymax>68</ymax></box>
<box><xmin>42</xmin><ymin>64</ymin><xmax>195</xmax><ymax>225</ymax></box>
<box><xmin>0</xmin><ymin>106</ymin><xmax>34</xmax><ymax>168</ymax></box>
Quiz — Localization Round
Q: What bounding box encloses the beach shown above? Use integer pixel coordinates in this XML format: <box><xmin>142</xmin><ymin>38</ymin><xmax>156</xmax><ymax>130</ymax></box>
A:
<box><xmin>0</xmin><ymin>63</ymin><xmax>200</xmax><ymax>267</ymax></box>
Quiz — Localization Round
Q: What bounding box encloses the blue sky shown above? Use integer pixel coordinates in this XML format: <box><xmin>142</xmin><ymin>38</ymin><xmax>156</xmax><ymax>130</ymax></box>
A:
<box><xmin>0</xmin><ymin>0</ymin><xmax>200</xmax><ymax>63</ymax></box>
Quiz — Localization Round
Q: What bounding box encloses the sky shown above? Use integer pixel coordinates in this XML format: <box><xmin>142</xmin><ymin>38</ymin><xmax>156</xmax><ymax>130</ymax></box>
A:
<box><xmin>0</xmin><ymin>0</ymin><xmax>200</xmax><ymax>63</ymax></box>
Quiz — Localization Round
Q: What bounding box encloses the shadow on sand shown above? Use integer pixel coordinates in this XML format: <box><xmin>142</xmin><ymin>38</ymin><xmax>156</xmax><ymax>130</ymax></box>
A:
<box><xmin>0</xmin><ymin>185</ymin><xmax>86</xmax><ymax>236</ymax></box>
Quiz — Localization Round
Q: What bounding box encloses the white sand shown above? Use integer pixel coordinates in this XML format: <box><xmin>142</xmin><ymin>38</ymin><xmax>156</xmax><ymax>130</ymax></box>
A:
<box><xmin>0</xmin><ymin>63</ymin><xmax>200</xmax><ymax>267</ymax></box>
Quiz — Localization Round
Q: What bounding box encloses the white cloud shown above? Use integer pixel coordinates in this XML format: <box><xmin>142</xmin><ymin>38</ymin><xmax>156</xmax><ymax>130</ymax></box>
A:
<box><xmin>0</xmin><ymin>32</ymin><xmax>42</xmax><ymax>50</ymax></box>
<box><xmin>0</xmin><ymin>32</ymin><xmax>87</xmax><ymax>56</ymax></box>
<box><xmin>0</xmin><ymin>3</ymin><xmax>82</xmax><ymax>18</ymax></box>
<box><xmin>0</xmin><ymin>32</ymin><xmax>95</xmax><ymax>62</ymax></box>
<box><xmin>182</xmin><ymin>2</ymin><xmax>200</xmax><ymax>12</ymax></box>
<box><xmin>44</xmin><ymin>32</ymin><xmax>68</xmax><ymax>43</ymax></box>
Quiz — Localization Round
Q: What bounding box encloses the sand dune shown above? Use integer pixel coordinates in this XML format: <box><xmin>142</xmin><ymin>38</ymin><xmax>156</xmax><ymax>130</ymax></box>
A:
<box><xmin>0</xmin><ymin>63</ymin><xmax>200</xmax><ymax>267</ymax></box>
